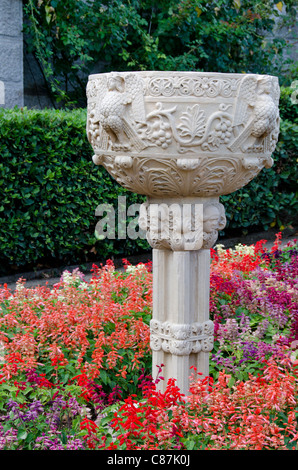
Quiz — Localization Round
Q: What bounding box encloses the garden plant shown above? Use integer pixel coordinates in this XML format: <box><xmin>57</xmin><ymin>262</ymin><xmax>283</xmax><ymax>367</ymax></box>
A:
<box><xmin>0</xmin><ymin>233</ymin><xmax>297</xmax><ymax>450</ymax></box>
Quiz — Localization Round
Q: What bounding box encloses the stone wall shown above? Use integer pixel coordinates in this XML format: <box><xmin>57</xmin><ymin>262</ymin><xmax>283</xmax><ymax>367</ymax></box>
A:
<box><xmin>0</xmin><ymin>0</ymin><xmax>24</xmax><ymax>108</ymax></box>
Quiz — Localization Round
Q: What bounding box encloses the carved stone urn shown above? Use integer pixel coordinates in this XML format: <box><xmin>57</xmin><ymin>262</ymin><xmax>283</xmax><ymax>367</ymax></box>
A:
<box><xmin>87</xmin><ymin>71</ymin><xmax>280</xmax><ymax>394</ymax></box>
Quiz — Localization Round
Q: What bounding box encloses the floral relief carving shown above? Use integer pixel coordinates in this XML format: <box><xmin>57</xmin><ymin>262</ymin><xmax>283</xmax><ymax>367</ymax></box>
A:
<box><xmin>145</xmin><ymin>76</ymin><xmax>240</xmax><ymax>98</ymax></box>
<box><xmin>177</xmin><ymin>104</ymin><xmax>206</xmax><ymax>144</ymax></box>
<box><xmin>96</xmin><ymin>153</ymin><xmax>271</xmax><ymax>199</ymax></box>
<box><xmin>150</xmin><ymin>319</ymin><xmax>214</xmax><ymax>355</ymax></box>
<box><xmin>175</xmin><ymin>103</ymin><xmax>234</xmax><ymax>153</ymax></box>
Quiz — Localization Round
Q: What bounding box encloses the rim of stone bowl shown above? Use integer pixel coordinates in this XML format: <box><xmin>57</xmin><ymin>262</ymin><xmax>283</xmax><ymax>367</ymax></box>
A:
<box><xmin>88</xmin><ymin>70</ymin><xmax>278</xmax><ymax>79</ymax></box>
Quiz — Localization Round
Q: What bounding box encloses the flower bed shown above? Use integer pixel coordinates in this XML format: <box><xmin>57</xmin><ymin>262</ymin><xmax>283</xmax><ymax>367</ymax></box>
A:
<box><xmin>0</xmin><ymin>234</ymin><xmax>297</xmax><ymax>450</ymax></box>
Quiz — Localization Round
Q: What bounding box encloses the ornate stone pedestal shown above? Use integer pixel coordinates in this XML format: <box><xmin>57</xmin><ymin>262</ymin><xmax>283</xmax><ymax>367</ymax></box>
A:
<box><xmin>87</xmin><ymin>71</ymin><xmax>280</xmax><ymax>395</ymax></box>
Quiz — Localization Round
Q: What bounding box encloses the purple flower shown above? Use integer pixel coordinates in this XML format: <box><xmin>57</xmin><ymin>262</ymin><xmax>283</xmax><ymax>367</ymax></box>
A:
<box><xmin>241</xmin><ymin>341</ymin><xmax>258</xmax><ymax>361</ymax></box>
<box><xmin>35</xmin><ymin>435</ymin><xmax>65</xmax><ymax>450</ymax></box>
<box><xmin>0</xmin><ymin>424</ymin><xmax>18</xmax><ymax>450</ymax></box>
<box><xmin>34</xmin><ymin>433</ymin><xmax>85</xmax><ymax>450</ymax></box>
<box><xmin>65</xmin><ymin>438</ymin><xmax>85</xmax><ymax>450</ymax></box>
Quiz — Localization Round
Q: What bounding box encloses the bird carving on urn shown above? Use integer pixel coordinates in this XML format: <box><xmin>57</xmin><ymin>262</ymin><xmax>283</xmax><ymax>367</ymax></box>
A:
<box><xmin>228</xmin><ymin>75</ymin><xmax>280</xmax><ymax>157</ymax></box>
<box><xmin>91</xmin><ymin>73</ymin><xmax>147</xmax><ymax>152</ymax></box>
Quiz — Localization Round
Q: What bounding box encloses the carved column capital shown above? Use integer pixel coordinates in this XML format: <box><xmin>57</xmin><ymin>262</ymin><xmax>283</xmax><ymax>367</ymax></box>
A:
<box><xmin>138</xmin><ymin>198</ymin><xmax>226</xmax><ymax>251</ymax></box>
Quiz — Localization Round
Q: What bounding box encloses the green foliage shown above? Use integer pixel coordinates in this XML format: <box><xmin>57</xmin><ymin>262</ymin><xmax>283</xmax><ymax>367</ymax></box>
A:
<box><xmin>0</xmin><ymin>107</ymin><xmax>147</xmax><ymax>275</ymax></box>
<box><xmin>23</xmin><ymin>0</ymin><xmax>297</xmax><ymax>107</ymax></box>
<box><xmin>279</xmin><ymin>86</ymin><xmax>298</xmax><ymax>122</ymax></box>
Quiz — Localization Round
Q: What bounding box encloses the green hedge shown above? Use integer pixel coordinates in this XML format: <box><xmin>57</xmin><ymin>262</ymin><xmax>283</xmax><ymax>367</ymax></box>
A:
<box><xmin>0</xmin><ymin>87</ymin><xmax>297</xmax><ymax>274</ymax></box>
<box><xmin>0</xmin><ymin>108</ymin><xmax>147</xmax><ymax>275</ymax></box>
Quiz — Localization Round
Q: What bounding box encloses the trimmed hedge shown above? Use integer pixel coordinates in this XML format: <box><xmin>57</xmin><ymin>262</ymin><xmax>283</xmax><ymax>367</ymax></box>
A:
<box><xmin>0</xmin><ymin>87</ymin><xmax>297</xmax><ymax>274</ymax></box>
<box><xmin>0</xmin><ymin>108</ymin><xmax>147</xmax><ymax>275</ymax></box>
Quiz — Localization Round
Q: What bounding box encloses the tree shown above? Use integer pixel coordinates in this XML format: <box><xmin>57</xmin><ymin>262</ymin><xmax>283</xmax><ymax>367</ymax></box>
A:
<box><xmin>23</xmin><ymin>0</ymin><xmax>297</xmax><ymax>107</ymax></box>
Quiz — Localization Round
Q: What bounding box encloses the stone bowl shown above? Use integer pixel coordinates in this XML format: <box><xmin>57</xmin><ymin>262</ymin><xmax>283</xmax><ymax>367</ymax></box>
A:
<box><xmin>87</xmin><ymin>71</ymin><xmax>280</xmax><ymax>198</ymax></box>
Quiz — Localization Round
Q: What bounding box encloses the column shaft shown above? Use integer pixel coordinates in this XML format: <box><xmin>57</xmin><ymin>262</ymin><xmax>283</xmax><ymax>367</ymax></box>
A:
<box><xmin>151</xmin><ymin>248</ymin><xmax>211</xmax><ymax>395</ymax></box>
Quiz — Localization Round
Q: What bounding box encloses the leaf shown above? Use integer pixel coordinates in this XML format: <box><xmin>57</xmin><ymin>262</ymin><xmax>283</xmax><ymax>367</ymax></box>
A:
<box><xmin>17</xmin><ymin>429</ymin><xmax>28</xmax><ymax>440</ymax></box>
<box><xmin>60</xmin><ymin>430</ymin><xmax>67</xmax><ymax>445</ymax></box>
<box><xmin>228</xmin><ymin>377</ymin><xmax>235</xmax><ymax>388</ymax></box>
<box><xmin>45</xmin><ymin>5</ymin><xmax>53</xmax><ymax>24</ymax></box>
<box><xmin>62</xmin><ymin>373</ymin><xmax>69</xmax><ymax>384</ymax></box>
<box><xmin>100</xmin><ymin>369</ymin><xmax>108</xmax><ymax>385</ymax></box>
<box><xmin>186</xmin><ymin>439</ymin><xmax>196</xmax><ymax>450</ymax></box>
<box><xmin>276</xmin><ymin>2</ymin><xmax>283</xmax><ymax>12</ymax></box>
<box><xmin>101</xmin><ymin>415</ymin><xmax>112</xmax><ymax>426</ymax></box>
<box><xmin>178</xmin><ymin>105</ymin><xmax>206</xmax><ymax>140</ymax></box>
